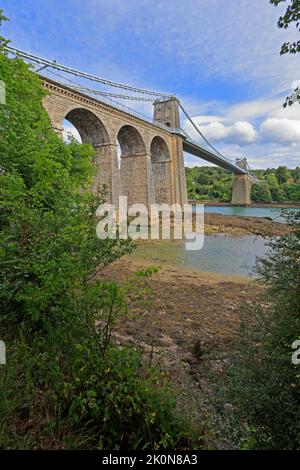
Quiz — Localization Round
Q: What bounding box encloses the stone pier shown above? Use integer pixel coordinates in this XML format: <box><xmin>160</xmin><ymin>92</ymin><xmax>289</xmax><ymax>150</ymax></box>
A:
<box><xmin>231</xmin><ymin>174</ymin><xmax>252</xmax><ymax>206</ymax></box>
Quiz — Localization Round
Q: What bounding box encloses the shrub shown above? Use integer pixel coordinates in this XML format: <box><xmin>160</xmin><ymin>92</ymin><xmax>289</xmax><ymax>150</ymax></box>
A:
<box><xmin>215</xmin><ymin>209</ymin><xmax>300</xmax><ymax>449</ymax></box>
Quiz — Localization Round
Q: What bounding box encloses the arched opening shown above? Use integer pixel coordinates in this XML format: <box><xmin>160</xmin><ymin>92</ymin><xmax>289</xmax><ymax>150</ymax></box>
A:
<box><xmin>65</xmin><ymin>108</ymin><xmax>109</xmax><ymax>146</ymax></box>
<box><xmin>117</xmin><ymin>125</ymin><xmax>146</xmax><ymax>157</ymax></box>
<box><xmin>117</xmin><ymin>142</ymin><xmax>122</xmax><ymax>170</ymax></box>
<box><xmin>150</xmin><ymin>136</ymin><xmax>171</xmax><ymax>204</ymax></box>
<box><xmin>117</xmin><ymin>125</ymin><xmax>153</xmax><ymax>206</ymax></box>
<box><xmin>63</xmin><ymin>108</ymin><xmax>120</xmax><ymax>203</ymax></box>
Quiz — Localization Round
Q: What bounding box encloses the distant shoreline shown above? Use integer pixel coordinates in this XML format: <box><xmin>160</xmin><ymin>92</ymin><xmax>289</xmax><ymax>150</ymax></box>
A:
<box><xmin>189</xmin><ymin>200</ymin><xmax>300</xmax><ymax>208</ymax></box>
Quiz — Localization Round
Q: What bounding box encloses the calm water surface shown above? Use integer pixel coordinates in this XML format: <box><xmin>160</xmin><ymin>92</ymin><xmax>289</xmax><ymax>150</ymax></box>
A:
<box><xmin>130</xmin><ymin>206</ymin><xmax>299</xmax><ymax>276</ymax></box>
<box><xmin>203</xmin><ymin>205</ymin><xmax>298</xmax><ymax>222</ymax></box>
<box><xmin>131</xmin><ymin>235</ymin><xmax>268</xmax><ymax>277</ymax></box>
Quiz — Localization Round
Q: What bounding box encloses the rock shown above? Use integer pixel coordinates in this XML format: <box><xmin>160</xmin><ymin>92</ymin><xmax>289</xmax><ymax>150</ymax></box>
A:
<box><xmin>193</xmin><ymin>338</ymin><xmax>204</xmax><ymax>359</ymax></box>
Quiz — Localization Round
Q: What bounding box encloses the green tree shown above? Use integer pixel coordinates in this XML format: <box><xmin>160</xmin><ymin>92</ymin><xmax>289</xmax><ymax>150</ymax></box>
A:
<box><xmin>251</xmin><ymin>184</ymin><xmax>273</xmax><ymax>202</ymax></box>
<box><xmin>275</xmin><ymin>165</ymin><xmax>291</xmax><ymax>184</ymax></box>
<box><xmin>216</xmin><ymin>209</ymin><xmax>300</xmax><ymax>449</ymax></box>
<box><xmin>270</xmin><ymin>0</ymin><xmax>300</xmax><ymax>105</ymax></box>
<box><xmin>0</xmin><ymin>16</ymin><xmax>196</xmax><ymax>450</ymax></box>
<box><xmin>0</xmin><ymin>44</ymin><xmax>133</xmax><ymax>328</ymax></box>
<box><xmin>266</xmin><ymin>174</ymin><xmax>279</xmax><ymax>188</ymax></box>
<box><xmin>186</xmin><ymin>166</ymin><xmax>300</xmax><ymax>203</ymax></box>
<box><xmin>0</xmin><ymin>9</ymin><xmax>9</xmax><ymax>51</ymax></box>
<box><xmin>292</xmin><ymin>166</ymin><xmax>300</xmax><ymax>182</ymax></box>
<box><xmin>270</xmin><ymin>0</ymin><xmax>300</xmax><ymax>55</ymax></box>
<box><xmin>284</xmin><ymin>182</ymin><xmax>300</xmax><ymax>200</ymax></box>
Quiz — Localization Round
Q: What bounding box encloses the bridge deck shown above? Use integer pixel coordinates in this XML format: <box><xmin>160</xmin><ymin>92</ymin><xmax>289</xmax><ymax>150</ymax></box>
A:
<box><xmin>41</xmin><ymin>76</ymin><xmax>248</xmax><ymax>176</ymax></box>
<box><xmin>183</xmin><ymin>138</ymin><xmax>248</xmax><ymax>175</ymax></box>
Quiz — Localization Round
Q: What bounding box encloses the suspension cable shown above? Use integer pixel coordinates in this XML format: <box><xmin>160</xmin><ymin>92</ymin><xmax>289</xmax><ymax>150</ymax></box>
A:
<box><xmin>39</xmin><ymin>70</ymin><xmax>165</xmax><ymax>129</ymax></box>
<box><xmin>44</xmin><ymin>68</ymin><xmax>155</xmax><ymax>102</ymax></box>
<box><xmin>7</xmin><ymin>45</ymin><xmax>255</xmax><ymax>175</ymax></box>
<box><xmin>179</xmin><ymin>104</ymin><xmax>258</xmax><ymax>175</ymax></box>
<box><xmin>7</xmin><ymin>46</ymin><xmax>172</xmax><ymax>98</ymax></box>
<box><xmin>179</xmin><ymin>103</ymin><xmax>230</xmax><ymax>160</ymax></box>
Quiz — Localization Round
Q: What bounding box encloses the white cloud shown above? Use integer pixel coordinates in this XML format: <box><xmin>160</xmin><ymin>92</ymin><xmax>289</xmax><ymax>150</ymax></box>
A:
<box><xmin>260</xmin><ymin>118</ymin><xmax>300</xmax><ymax>145</ymax></box>
<box><xmin>191</xmin><ymin>121</ymin><xmax>228</xmax><ymax>141</ymax></box>
<box><xmin>269</xmin><ymin>101</ymin><xmax>300</xmax><ymax>121</ymax></box>
<box><xmin>134</xmin><ymin>0</ymin><xmax>300</xmax><ymax>94</ymax></box>
<box><xmin>185</xmin><ymin>119</ymin><xmax>258</xmax><ymax>146</ymax></box>
<box><xmin>212</xmin><ymin>96</ymin><xmax>300</xmax><ymax>123</ymax></box>
<box><xmin>216</xmin><ymin>141</ymin><xmax>300</xmax><ymax>169</ymax></box>
<box><xmin>183</xmin><ymin>95</ymin><xmax>300</xmax><ymax>169</ymax></box>
<box><xmin>185</xmin><ymin>114</ymin><xmax>225</xmax><ymax>125</ymax></box>
<box><xmin>14</xmin><ymin>0</ymin><xmax>297</xmax><ymax>95</ymax></box>
<box><xmin>229</xmin><ymin>122</ymin><xmax>258</xmax><ymax>145</ymax></box>
<box><xmin>226</xmin><ymin>98</ymin><xmax>282</xmax><ymax>121</ymax></box>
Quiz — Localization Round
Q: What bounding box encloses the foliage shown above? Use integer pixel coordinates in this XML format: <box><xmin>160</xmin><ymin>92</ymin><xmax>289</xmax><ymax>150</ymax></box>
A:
<box><xmin>215</xmin><ymin>209</ymin><xmax>300</xmax><ymax>449</ymax></box>
<box><xmin>251</xmin><ymin>184</ymin><xmax>272</xmax><ymax>203</ymax></box>
<box><xmin>0</xmin><ymin>19</ymin><xmax>197</xmax><ymax>449</ymax></box>
<box><xmin>185</xmin><ymin>166</ymin><xmax>300</xmax><ymax>203</ymax></box>
<box><xmin>185</xmin><ymin>166</ymin><xmax>233</xmax><ymax>202</ymax></box>
<box><xmin>0</xmin><ymin>49</ymin><xmax>132</xmax><ymax>330</ymax></box>
<box><xmin>0</xmin><ymin>9</ymin><xmax>9</xmax><ymax>51</ymax></box>
<box><xmin>270</xmin><ymin>0</ymin><xmax>300</xmax><ymax>55</ymax></box>
<box><xmin>0</xmin><ymin>277</ymin><xmax>192</xmax><ymax>450</ymax></box>
<box><xmin>270</xmin><ymin>0</ymin><xmax>300</xmax><ymax>105</ymax></box>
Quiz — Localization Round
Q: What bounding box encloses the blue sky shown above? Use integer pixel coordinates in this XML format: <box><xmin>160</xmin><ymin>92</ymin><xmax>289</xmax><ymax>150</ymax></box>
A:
<box><xmin>2</xmin><ymin>0</ymin><xmax>300</xmax><ymax>168</ymax></box>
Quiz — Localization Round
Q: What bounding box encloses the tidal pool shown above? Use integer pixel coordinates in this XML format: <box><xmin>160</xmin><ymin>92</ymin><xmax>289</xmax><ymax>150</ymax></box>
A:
<box><xmin>130</xmin><ymin>235</ymin><xmax>268</xmax><ymax>277</ymax></box>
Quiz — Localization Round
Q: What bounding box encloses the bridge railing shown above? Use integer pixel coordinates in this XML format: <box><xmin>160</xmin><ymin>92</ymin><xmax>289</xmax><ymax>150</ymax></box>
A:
<box><xmin>84</xmin><ymin>91</ymin><xmax>186</xmax><ymax>135</ymax></box>
<box><xmin>41</xmin><ymin>73</ymin><xmax>184</xmax><ymax>135</ymax></box>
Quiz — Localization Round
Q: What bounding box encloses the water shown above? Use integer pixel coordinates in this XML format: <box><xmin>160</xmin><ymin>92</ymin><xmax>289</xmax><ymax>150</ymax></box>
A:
<box><xmin>203</xmin><ymin>205</ymin><xmax>298</xmax><ymax>222</ymax></box>
<box><xmin>130</xmin><ymin>235</ymin><xmax>268</xmax><ymax>277</ymax></box>
<box><xmin>128</xmin><ymin>205</ymin><xmax>299</xmax><ymax>276</ymax></box>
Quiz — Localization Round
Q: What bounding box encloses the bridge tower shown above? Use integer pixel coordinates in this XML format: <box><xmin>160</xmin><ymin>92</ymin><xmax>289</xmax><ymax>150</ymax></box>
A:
<box><xmin>153</xmin><ymin>98</ymin><xmax>188</xmax><ymax>206</ymax></box>
<box><xmin>231</xmin><ymin>158</ymin><xmax>253</xmax><ymax>206</ymax></box>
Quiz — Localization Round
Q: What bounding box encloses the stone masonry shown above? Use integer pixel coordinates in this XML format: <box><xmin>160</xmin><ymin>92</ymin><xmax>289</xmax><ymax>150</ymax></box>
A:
<box><xmin>42</xmin><ymin>77</ymin><xmax>188</xmax><ymax>208</ymax></box>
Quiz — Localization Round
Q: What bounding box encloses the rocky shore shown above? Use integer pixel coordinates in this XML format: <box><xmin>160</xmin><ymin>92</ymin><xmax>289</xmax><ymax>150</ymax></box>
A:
<box><xmin>149</xmin><ymin>211</ymin><xmax>291</xmax><ymax>237</ymax></box>
<box><xmin>204</xmin><ymin>212</ymin><xmax>289</xmax><ymax>236</ymax></box>
<box><xmin>99</xmin><ymin>258</ymin><xmax>262</xmax><ymax>446</ymax></box>
<box><xmin>99</xmin><ymin>212</ymin><xmax>292</xmax><ymax>446</ymax></box>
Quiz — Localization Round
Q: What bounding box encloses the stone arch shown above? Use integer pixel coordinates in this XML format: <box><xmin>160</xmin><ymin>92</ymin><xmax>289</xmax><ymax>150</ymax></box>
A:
<box><xmin>64</xmin><ymin>108</ymin><xmax>120</xmax><ymax>203</ymax></box>
<box><xmin>117</xmin><ymin>125</ymin><xmax>146</xmax><ymax>156</ymax></box>
<box><xmin>150</xmin><ymin>136</ymin><xmax>171</xmax><ymax>204</ymax></box>
<box><xmin>65</xmin><ymin>108</ymin><xmax>110</xmax><ymax>145</ymax></box>
<box><xmin>118</xmin><ymin>125</ymin><xmax>154</xmax><ymax>206</ymax></box>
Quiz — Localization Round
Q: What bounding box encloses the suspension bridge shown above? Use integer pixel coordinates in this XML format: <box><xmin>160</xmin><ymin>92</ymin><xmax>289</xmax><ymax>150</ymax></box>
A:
<box><xmin>6</xmin><ymin>46</ymin><xmax>258</xmax><ymax>206</ymax></box>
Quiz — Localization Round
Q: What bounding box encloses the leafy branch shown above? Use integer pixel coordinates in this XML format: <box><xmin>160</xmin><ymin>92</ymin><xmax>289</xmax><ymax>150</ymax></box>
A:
<box><xmin>270</xmin><ymin>0</ymin><xmax>300</xmax><ymax>105</ymax></box>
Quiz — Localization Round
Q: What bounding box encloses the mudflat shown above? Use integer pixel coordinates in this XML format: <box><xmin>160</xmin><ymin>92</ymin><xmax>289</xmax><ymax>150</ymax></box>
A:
<box><xmin>99</xmin><ymin>257</ymin><xmax>263</xmax><ymax>433</ymax></box>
